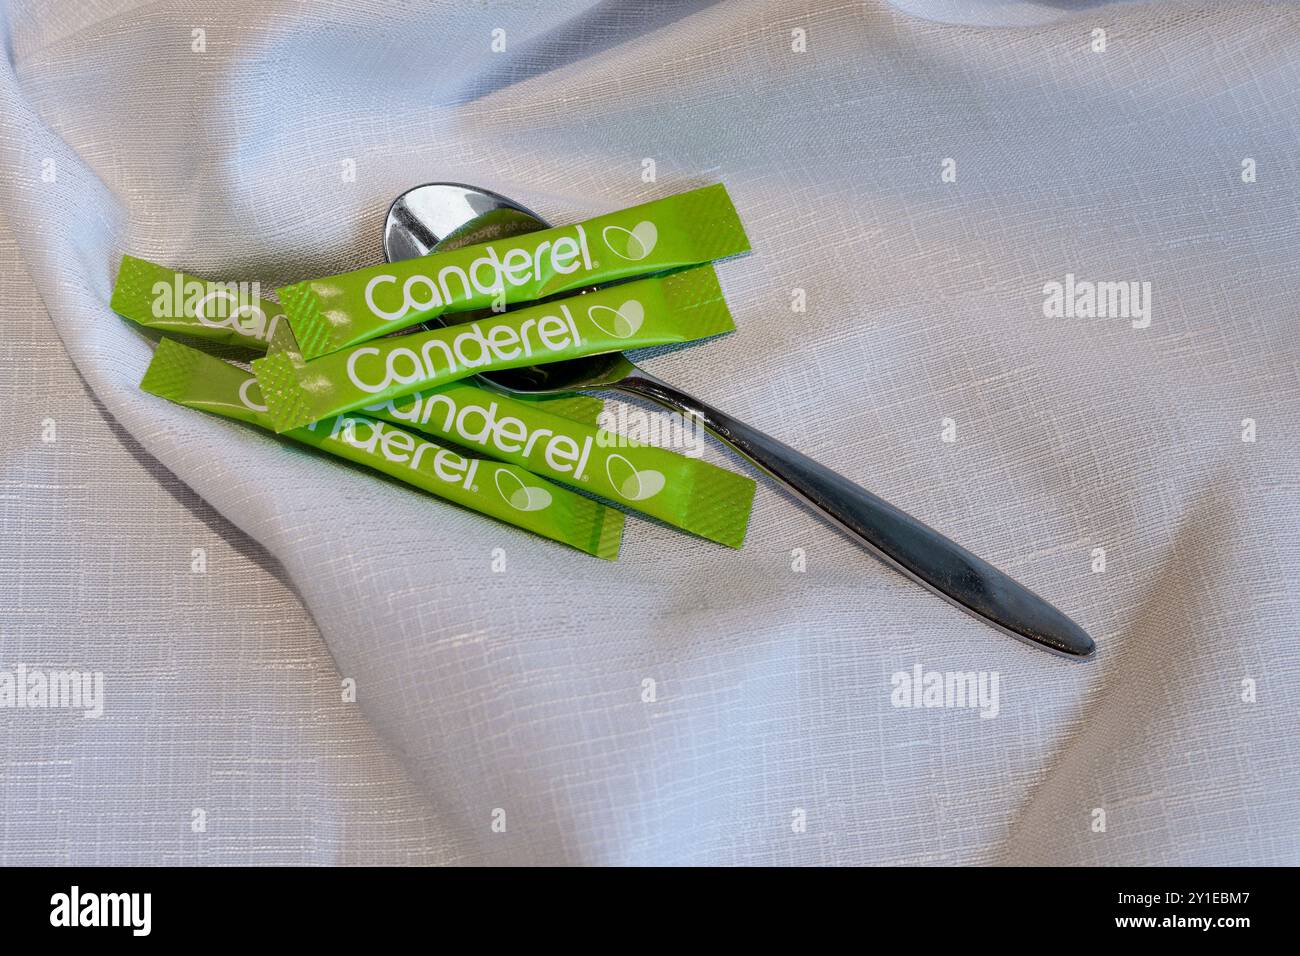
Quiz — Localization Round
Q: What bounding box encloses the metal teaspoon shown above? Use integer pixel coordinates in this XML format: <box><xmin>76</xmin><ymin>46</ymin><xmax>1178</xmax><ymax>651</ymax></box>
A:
<box><xmin>382</xmin><ymin>183</ymin><xmax>1095</xmax><ymax>659</ymax></box>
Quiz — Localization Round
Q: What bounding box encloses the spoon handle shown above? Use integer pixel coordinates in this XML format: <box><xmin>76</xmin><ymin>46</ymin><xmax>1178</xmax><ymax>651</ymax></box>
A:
<box><xmin>613</xmin><ymin>367</ymin><xmax>1094</xmax><ymax>658</ymax></box>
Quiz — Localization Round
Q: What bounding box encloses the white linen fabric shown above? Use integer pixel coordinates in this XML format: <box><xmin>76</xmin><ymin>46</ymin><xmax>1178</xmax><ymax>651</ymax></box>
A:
<box><xmin>1</xmin><ymin>0</ymin><xmax>1296</xmax><ymax>866</ymax></box>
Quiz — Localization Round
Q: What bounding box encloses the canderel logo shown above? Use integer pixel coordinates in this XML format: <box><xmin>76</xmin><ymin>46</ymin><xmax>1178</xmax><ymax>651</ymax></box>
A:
<box><xmin>494</xmin><ymin>468</ymin><xmax>553</xmax><ymax>511</ymax></box>
<box><xmin>585</xmin><ymin>299</ymin><xmax>645</xmax><ymax>339</ymax></box>
<box><xmin>604</xmin><ymin>454</ymin><xmax>666</xmax><ymax>501</ymax></box>
<box><xmin>375</xmin><ymin>390</ymin><xmax>670</xmax><ymax>503</ymax></box>
<box><xmin>346</xmin><ymin>307</ymin><xmax>582</xmax><ymax>394</ymax></box>
<box><xmin>333</xmin><ymin>417</ymin><xmax>482</xmax><ymax>491</ymax></box>
<box><xmin>193</xmin><ymin>288</ymin><xmax>282</xmax><ymax>342</ymax></box>
<box><xmin>364</xmin><ymin>225</ymin><xmax>594</xmax><ymax>322</ymax></box>
<box><xmin>373</xmin><ymin>390</ymin><xmax>595</xmax><ymax>481</ymax></box>
<box><xmin>151</xmin><ymin>276</ymin><xmax>280</xmax><ymax>342</ymax></box>
<box><xmin>602</xmin><ymin>220</ymin><xmax>658</xmax><ymax>261</ymax></box>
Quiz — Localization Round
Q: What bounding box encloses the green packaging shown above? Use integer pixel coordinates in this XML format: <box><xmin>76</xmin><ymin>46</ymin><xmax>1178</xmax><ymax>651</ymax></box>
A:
<box><xmin>482</xmin><ymin>389</ymin><xmax>603</xmax><ymax>429</ymax></box>
<box><xmin>111</xmin><ymin>254</ymin><xmax>285</xmax><ymax>349</ymax></box>
<box><xmin>260</xmin><ymin>319</ymin><xmax>753</xmax><ymax>547</ymax></box>
<box><xmin>277</xmin><ymin>183</ymin><xmax>749</xmax><ymax>359</ymax></box>
<box><xmin>111</xmin><ymin>254</ymin><xmax>608</xmax><ymax>428</ymax></box>
<box><xmin>140</xmin><ymin>338</ymin><xmax>623</xmax><ymax>559</ymax></box>
<box><xmin>253</xmin><ymin>265</ymin><xmax>733</xmax><ymax>434</ymax></box>
<box><xmin>368</xmin><ymin>386</ymin><xmax>755</xmax><ymax>549</ymax></box>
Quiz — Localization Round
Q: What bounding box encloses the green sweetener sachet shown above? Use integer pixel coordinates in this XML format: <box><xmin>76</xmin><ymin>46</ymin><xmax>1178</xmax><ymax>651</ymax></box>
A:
<box><xmin>260</xmin><ymin>319</ymin><xmax>754</xmax><ymax>548</ymax></box>
<box><xmin>111</xmin><ymin>254</ymin><xmax>286</xmax><ymax>349</ymax></box>
<box><xmin>110</xmin><ymin>254</ymin><xmax>608</xmax><ymax>428</ymax></box>
<box><xmin>366</xmin><ymin>387</ymin><xmax>755</xmax><ymax>549</ymax></box>
<box><xmin>276</xmin><ymin>183</ymin><xmax>749</xmax><ymax>359</ymax></box>
<box><xmin>140</xmin><ymin>338</ymin><xmax>623</xmax><ymax>559</ymax></box>
<box><xmin>253</xmin><ymin>264</ymin><xmax>733</xmax><ymax>434</ymax></box>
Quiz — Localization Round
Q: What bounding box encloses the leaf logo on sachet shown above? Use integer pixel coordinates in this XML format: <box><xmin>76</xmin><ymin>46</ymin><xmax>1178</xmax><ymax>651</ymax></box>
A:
<box><xmin>601</xmin><ymin>221</ymin><xmax>658</xmax><ymax>261</ymax></box>
<box><xmin>494</xmin><ymin>468</ymin><xmax>553</xmax><ymax>512</ymax></box>
<box><xmin>586</xmin><ymin>300</ymin><xmax>645</xmax><ymax>339</ymax></box>
<box><xmin>605</xmin><ymin>454</ymin><xmax>666</xmax><ymax>501</ymax></box>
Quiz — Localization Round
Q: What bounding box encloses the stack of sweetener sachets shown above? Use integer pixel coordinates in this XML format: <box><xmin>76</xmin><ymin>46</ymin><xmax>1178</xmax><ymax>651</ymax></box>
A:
<box><xmin>114</xmin><ymin>184</ymin><xmax>755</xmax><ymax>559</ymax></box>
